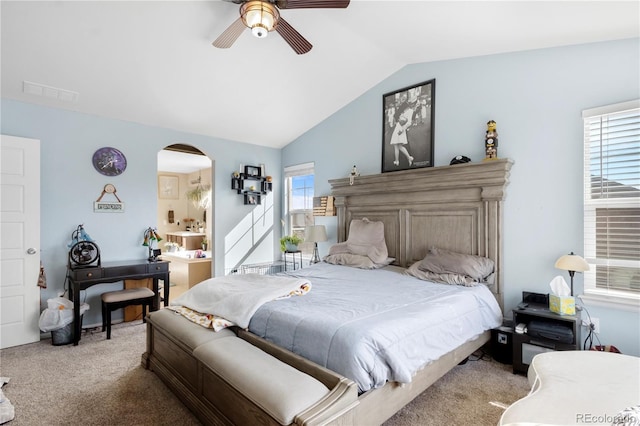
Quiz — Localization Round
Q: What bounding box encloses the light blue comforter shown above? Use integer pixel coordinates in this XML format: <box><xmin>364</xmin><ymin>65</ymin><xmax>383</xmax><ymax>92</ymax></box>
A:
<box><xmin>249</xmin><ymin>262</ymin><xmax>502</xmax><ymax>392</ymax></box>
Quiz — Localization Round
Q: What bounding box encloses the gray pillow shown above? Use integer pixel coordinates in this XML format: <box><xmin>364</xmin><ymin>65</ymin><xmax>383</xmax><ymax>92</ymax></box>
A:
<box><xmin>418</xmin><ymin>247</ymin><xmax>494</xmax><ymax>282</ymax></box>
<box><xmin>324</xmin><ymin>253</ymin><xmax>394</xmax><ymax>269</ymax></box>
<box><xmin>327</xmin><ymin>218</ymin><xmax>389</xmax><ymax>264</ymax></box>
<box><xmin>406</xmin><ymin>261</ymin><xmax>477</xmax><ymax>286</ymax></box>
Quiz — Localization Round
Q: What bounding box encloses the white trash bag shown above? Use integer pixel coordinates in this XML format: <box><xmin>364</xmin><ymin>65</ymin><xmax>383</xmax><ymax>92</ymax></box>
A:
<box><xmin>38</xmin><ymin>297</ymin><xmax>89</xmax><ymax>332</ymax></box>
<box><xmin>0</xmin><ymin>377</ymin><xmax>14</xmax><ymax>425</ymax></box>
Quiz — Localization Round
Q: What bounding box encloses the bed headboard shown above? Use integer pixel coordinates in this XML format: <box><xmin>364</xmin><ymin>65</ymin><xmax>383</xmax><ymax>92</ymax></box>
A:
<box><xmin>329</xmin><ymin>158</ymin><xmax>513</xmax><ymax>310</ymax></box>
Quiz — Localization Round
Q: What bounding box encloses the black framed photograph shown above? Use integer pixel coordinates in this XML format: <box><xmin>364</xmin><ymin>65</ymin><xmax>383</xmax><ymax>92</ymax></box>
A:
<box><xmin>381</xmin><ymin>79</ymin><xmax>435</xmax><ymax>173</ymax></box>
<box><xmin>244</xmin><ymin>193</ymin><xmax>262</xmax><ymax>205</ymax></box>
<box><xmin>244</xmin><ymin>165</ymin><xmax>261</xmax><ymax>177</ymax></box>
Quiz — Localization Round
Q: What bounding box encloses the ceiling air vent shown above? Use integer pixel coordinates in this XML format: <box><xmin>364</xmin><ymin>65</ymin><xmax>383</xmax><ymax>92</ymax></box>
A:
<box><xmin>23</xmin><ymin>81</ymin><xmax>79</xmax><ymax>103</ymax></box>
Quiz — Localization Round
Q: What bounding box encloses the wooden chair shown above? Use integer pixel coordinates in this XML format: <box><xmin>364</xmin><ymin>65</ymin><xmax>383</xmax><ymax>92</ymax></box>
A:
<box><xmin>101</xmin><ymin>287</ymin><xmax>155</xmax><ymax>339</ymax></box>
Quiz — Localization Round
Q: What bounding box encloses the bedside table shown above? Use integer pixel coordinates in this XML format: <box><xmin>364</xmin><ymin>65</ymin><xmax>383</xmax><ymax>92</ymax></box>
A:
<box><xmin>512</xmin><ymin>306</ymin><xmax>581</xmax><ymax>374</ymax></box>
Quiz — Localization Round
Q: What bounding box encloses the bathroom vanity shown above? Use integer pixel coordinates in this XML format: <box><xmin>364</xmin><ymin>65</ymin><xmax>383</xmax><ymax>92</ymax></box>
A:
<box><xmin>165</xmin><ymin>232</ymin><xmax>206</xmax><ymax>250</ymax></box>
<box><xmin>160</xmin><ymin>250</ymin><xmax>212</xmax><ymax>289</ymax></box>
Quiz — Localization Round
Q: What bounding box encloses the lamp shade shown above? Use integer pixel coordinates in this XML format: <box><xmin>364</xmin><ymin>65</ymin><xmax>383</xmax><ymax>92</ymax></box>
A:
<box><xmin>555</xmin><ymin>252</ymin><xmax>590</xmax><ymax>272</ymax></box>
<box><xmin>305</xmin><ymin>225</ymin><xmax>327</xmax><ymax>243</ymax></box>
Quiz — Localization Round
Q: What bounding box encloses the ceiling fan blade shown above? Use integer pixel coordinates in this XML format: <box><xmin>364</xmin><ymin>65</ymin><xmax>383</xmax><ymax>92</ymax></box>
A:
<box><xmin>212</xmin><ymin>17</ymin><xmax>246</xmax><ymax>49</ymax></box>
<box><xmin>275</xmin><ymin>17</ymin><xmax>312</xmax><ymax>55</ymax></box>
<box><xmin>277</xmin><ymin>0</ymin><xmax>350</xmax><ymax>9</ymax></box>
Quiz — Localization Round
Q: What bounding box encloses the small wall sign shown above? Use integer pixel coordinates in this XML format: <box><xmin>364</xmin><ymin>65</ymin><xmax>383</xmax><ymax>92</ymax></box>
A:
<box><xmin>94</xmin><ymin>183</ymin><xmax>124</xmax><ymax>213</ymax></box>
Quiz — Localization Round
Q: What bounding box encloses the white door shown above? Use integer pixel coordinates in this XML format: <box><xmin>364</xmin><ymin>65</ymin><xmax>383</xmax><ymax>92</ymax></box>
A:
<box><xmin>0</xmin><ymin>135</ymin><xmax>41</xmax><ymax>348</ymax></box>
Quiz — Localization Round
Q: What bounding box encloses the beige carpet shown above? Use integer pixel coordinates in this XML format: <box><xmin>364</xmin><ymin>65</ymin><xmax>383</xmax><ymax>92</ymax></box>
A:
<box><xmin>383</xmin><ymin>354</ymin><xmax>530</xmax><ymax>426</ymax></box>
<box><xmin>0</xmin><ymin>321</ymin><xmax>529</xmax><ymax>425</ymax></box>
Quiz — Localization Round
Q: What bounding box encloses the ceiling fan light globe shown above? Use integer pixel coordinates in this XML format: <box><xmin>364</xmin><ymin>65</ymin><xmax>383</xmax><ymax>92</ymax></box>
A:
<box><xmin>241</xmin><ymin>1</ymin><xmax>279</xmax><ymax>35</ymax></box>
<box><xmin>252</xmin><ymin>24</ymin><xmax>269</xmax><ymax>38</ymax></box>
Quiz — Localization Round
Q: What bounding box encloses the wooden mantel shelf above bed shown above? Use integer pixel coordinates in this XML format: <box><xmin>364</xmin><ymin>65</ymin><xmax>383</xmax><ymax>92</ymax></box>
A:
<box><xmin>329</xmin><ymin>158</ymin><xmax>513</xmax><ymax>311</ymax></box>
<box><xmin>329</xmin><ymin>158</ymin><xmax>513</xmax><ymax>200</ymax></box>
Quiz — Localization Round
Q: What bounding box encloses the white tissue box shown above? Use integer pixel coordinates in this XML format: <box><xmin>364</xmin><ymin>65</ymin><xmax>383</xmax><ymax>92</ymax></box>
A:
<box><xmin>549</xmin><ymin>295</ymin><xmax>575</xmax><ymax>315</ymax></box>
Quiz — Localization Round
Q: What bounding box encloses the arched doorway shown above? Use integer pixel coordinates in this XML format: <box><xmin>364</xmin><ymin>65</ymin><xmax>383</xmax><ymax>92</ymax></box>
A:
<box><xmin>157</xmin><ymin>144</ymin><xmax>213</xmax><ymax>301</ymax></box>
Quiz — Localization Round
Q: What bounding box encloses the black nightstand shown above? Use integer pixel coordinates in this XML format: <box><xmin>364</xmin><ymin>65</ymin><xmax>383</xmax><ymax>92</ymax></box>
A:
<box><xmin>512</xmin><ymin>306</ymin><xmax>581</xmax><ymax>374</ymax></box>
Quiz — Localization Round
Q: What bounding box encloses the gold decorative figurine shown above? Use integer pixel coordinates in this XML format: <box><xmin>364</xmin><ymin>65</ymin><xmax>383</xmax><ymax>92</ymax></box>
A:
<box><xmin>484</xmin><ymin>120</ymin><xmax>498</xmax><ymax>160</ymax></box>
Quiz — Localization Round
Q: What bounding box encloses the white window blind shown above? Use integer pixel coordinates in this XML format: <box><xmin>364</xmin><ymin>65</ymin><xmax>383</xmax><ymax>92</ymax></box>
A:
<box><xmin>583</xmin><ymin>100</ymin><xmax>640</xmax><ymax>298</ymax></box>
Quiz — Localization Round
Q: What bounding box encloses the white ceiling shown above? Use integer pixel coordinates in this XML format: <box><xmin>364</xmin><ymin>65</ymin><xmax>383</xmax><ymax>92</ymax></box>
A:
<box><xmin>2</xmin><ymin>1</ymin><xmax>639</xmax><ymax>150</ymax></box>
<box><xmin>157</xmin><ymin>149</ymin><xmax>212</xmax><ymax>173</ymax></box>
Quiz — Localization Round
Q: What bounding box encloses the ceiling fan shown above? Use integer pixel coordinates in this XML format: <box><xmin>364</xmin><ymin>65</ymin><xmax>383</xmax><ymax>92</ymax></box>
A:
<box><xmin>212</xmin><ymin>0</ymin><xmax>350</xmax><ymax>55</ymax></box>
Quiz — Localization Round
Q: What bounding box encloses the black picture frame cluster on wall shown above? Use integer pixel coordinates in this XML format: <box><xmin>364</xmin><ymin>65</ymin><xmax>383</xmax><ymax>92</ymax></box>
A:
<box><xmin>381</xmin><ymin>79</ymin><xmax>435</xmax><ymax>173</ymax></box>
<box><xmin>231</xmin><ymin>165</ymin><xmax>272</xmax><ymax>205</ymax></box>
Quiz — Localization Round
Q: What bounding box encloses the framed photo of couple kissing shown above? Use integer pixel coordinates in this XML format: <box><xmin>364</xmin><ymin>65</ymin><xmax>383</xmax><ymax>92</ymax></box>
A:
<box><xmin>381</xmin><ymin>79</ymin><xmax>435</xmax><ymax>173</ymax></box>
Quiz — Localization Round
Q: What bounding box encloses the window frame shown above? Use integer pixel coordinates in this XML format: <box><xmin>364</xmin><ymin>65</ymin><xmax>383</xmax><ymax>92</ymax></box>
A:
<box><xmin>283</xmin><ymin>162</ymin><xmax>315</xmax><ymax>259</ymax></box>
<box><xmin>581</xmin><ymin>99</ymin><xmax>640</xmax><ymax>310</ymax></box>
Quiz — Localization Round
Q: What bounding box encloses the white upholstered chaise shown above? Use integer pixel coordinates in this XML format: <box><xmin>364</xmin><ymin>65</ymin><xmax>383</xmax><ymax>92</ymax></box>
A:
<box><xmin>500</xmin><ymin>350</ymin><xmax>640</xmax><ymax>426</ymax></box>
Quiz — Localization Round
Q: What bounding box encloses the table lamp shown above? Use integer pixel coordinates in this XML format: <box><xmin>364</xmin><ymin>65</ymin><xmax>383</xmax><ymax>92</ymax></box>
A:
<box><xmin>554</xmin><ymin>251</ymin><xmax>590</xmax><ymax>296</ymax></box>
<box><xmin>142</xmin><ymin>227</ymin><xmax>162</xmax><ymax>261</ymax></box>
<box><xmin>305</xmin><ymin>225</ymin><xmax>327</xmax><ymax>264</ymax></box>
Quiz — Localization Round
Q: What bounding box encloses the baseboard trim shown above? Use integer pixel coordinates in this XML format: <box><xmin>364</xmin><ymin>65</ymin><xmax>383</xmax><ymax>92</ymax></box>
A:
<box><xmin>39</xmin><ymin>319</ymin><xmax>125</xmax><ymax>340</ymax></box>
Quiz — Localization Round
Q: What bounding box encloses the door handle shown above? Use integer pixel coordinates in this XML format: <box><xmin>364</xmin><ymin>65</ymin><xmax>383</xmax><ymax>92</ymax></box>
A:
<box><xmin>27</xmin><ymin>248</ymin><xmax>37</xmax><ymax>255</ymax></box>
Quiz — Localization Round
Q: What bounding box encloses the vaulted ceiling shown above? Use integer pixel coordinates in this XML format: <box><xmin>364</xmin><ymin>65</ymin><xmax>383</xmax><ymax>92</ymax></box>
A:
<box><xmin>2</xmin><ymin>1</ymin><xmax>638</xmax><ymax>148</ymax></box>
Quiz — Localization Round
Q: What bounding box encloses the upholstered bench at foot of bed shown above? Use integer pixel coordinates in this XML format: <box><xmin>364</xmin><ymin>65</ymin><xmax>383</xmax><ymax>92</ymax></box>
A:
<box><xmin>141</xmin><ymin>308</ymin><xmax>236</xmax><ymax>390</ymax></box>
<box><xmin>144</xmin><ymin>308</ymin><xmax>236</xmax><ymax>350</ymax></box>
<box><xmin>142</xmin><ymin>308</ymin><xmax>359</xmax><ymax>426</ymax></box>
<box><xmin>195</xmin><ymin>337</ymin><xmax>330</xmax><ymax>425</ymax></box>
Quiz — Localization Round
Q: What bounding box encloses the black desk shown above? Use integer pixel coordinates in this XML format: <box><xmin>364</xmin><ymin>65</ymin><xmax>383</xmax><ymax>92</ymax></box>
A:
<box><xmin>67</xmin><ymin>259</ymin><xmax>170</xmax><ymax>345</ymax></box>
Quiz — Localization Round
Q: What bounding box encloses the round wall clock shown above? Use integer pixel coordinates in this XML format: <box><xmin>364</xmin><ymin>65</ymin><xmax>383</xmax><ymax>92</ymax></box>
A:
<box><xmin>92</xmin><ymin>147</ymin><xmax>127</xmax><ymax>176</ymax></box>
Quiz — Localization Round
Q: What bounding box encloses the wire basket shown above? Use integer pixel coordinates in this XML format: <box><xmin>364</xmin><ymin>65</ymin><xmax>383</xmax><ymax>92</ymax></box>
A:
<box><xmin>237</xmin><ymin>262</ymin><xmax>284</xmax><ymax>276</ymax></box>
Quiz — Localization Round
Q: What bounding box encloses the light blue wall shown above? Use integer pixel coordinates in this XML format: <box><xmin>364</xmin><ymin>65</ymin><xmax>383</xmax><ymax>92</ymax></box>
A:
<box><xmin>3</xmin><ymin>38</ymin><xmax>638</xmax><ymax>353</ymax></box>
<box><xmin>283</xmin><ymin>38</ymin><xmax>640</xmax><ymax>356</ymax></box>
<box><xmin>1</xmin><ymin>100</ymin><xmax>281</xmax><ymax>326</ymax></box>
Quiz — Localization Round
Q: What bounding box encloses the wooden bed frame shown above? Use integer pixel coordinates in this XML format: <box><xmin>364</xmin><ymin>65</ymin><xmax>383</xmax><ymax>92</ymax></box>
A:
<box><xmin>330</xmin><ymin>158</ymin><xmax>512</xmax><ymax>312</ymax></box>
<box><xmin>142</xmin><ymin>158</ymin><xmax>513</xmax><ymax>425</ymax></box>
<box><xmin>328</xmin><ymin>158</ymin><xmax>512</xmax><ymax>423</ymax></box>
